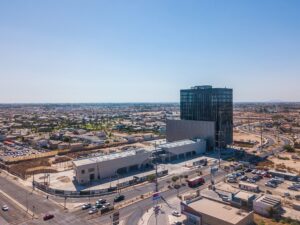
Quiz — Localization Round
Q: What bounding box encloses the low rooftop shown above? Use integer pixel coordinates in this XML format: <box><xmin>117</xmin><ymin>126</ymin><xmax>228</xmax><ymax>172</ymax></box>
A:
<box><xmin>234</xmin><ymin>191</ymin><xmax>256</xmax><ymax>201</ymax></box>
<box><xmin>73</xmin><ymin>149</ymin><xmax>147</xmax><ymax>167</ymax></box>
<box><xmin>255</xmin><ymin>195</ymin><xmax>281</xmax><ymax>207</ymax></box>
<box><xmin>186</xmin><ymin>197</ymin><xmax>252</xmax><ymax>224</ymax></box>
<box><xmin>159</xmin><ymin>139</ymin><xmax>197</xmax><ymax>149</ymax></box>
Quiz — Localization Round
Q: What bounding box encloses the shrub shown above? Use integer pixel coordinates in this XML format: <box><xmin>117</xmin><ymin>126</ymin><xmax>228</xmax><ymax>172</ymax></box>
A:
<box><xmin>284</xmin><ymin>145</ymin><xmax>295</xmax><ymax>153</ymax></box>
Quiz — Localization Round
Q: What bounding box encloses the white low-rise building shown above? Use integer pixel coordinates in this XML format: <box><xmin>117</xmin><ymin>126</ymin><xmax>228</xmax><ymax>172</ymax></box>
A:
<box><xmin>253</xmin><ymin>195</ymin><xmax>281</xmax><ymax>217</ymax></box>
<box><xmin>73</xmin><ymin>149</ymin><xmax>152</xmax><ymax>184</ymax></box>
<box><xmin>159</xmin><ymin>139</ymin><xmax>206</xmax><ymax>161</ymax></box>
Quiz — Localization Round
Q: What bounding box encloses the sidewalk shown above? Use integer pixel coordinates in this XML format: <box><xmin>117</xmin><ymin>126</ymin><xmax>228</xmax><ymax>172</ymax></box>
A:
<box><xmin>138</xmin><ymin>208</ymin><xmax>154</xmax><ymax>225</ymax></box>
<box><xmin>137</xmin><ymin>196</ymin><xmax>183</xmax><ymax>225</ymax></box>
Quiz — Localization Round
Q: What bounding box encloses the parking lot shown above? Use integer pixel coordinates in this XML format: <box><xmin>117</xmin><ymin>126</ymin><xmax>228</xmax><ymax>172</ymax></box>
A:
<box><xmin>0</xmin><ymin>141</ymin><xmax>53</xmax><ymax>161</ymax></box>
<box><xmin>225</xmin><ymin>167</ymin><xmax>300</xmax><ymax>200</ymax></box>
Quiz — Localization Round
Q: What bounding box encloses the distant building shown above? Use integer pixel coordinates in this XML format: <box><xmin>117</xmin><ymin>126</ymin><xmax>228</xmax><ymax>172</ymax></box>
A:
<box><xmin>180</xmin><ymin>85</ymin><xmax>233</xmax><ymax>147</ymax></box>
<box><xmin>181</xmin><ymin>197</ymin><xmax>254</xmax><ymax>225</ymax></box>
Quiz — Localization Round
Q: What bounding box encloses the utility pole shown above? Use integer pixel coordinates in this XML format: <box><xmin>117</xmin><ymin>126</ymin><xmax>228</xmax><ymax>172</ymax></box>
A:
<box><xmin>26</xmin><ymin>192</ymin><xmax>28</xmax><ymax>212</ymax></box>
<box><xmin>32</xmin><ymin>172</ymin><xmax>35</xmax><ymax>190</ymax></box>
<box><xmin>260</xmin><ymin>121</ymin><xmax>263</xmax><ymax>151</ymax></box>
<box><xmin>154</xmin><ymin>142</ymin><xmax>158</xmax><ymax>193</ymax></box>
<box><xmin>64</xmin><ymin>196</ymin><xmax>67</xmax><ymax>209</ymax></box>
<box><xmin>260</xmin><ymin>107</ymin><xmax>264</xmax><ymax>152</ymax></box>
<box><xmin>153</xmin><ymin>141</ymin><xmax>159</xmax><ymax>225</ymax></box>
<box><xmin>218</xmin><ymin>110</ymin><xmax>224</xmax><ymax>168</ymax></box>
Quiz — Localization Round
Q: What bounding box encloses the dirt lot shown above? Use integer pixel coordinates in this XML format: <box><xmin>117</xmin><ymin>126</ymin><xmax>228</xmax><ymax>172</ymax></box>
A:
<box><xmin>234</xmin><ymin>130</ymin><xmax>262</xmax><ymax>144</ymax></box>
<box><xmin>268</xmin><ymin>152</ymin><xmax>300</xmax><ymax>174</ymax></box>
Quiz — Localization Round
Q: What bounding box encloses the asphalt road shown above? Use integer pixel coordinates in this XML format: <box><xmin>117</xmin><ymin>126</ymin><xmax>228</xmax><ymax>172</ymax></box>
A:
<box><xmin>0</xmin><ymin>192</ymin><xmax>30</xmax><ymax>225</ymax></box>
<box><xmin>90</xmin><ymin>170</ymin><xmax>227</xmax><ymax>225</ymax></box>
<box><xmin>0</xmin><ymin>172</ymin><xmax>89</xmax><ymax>225</ymax></box>
<box><xmin>0</xmin><ymin>156</ymin><xmax>224</xmax><ymax>225</ymax></box>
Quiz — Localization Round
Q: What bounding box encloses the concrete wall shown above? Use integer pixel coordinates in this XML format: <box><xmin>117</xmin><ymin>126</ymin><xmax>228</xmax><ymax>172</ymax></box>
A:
<box><xmin>253</xmin><ymin>201</ymin><xmax>272</xmax><ymax>217</ymax></box>
<box><xmin>166</xmin><ymin>120</ymin><xmax>215</xmax><ymax>150</ymax></box>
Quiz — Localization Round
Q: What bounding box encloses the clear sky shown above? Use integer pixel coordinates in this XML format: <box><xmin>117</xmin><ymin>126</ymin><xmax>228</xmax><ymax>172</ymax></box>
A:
<box><xmin>0</xmin><ymin>0</ymin><xmax>299</xmax><ymax>103</ymax></box>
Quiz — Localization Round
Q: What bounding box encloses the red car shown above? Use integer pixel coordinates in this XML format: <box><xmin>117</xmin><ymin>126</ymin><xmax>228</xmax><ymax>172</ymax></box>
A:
<box><xmin>43</xmin><ymin>214</ymin><xmax>54</xmax><ymax>221</ymax></box>
<box><xmin>264</xmin><ymin>173</ymin><xmax>272</xmax><ymax>178</ymax></box>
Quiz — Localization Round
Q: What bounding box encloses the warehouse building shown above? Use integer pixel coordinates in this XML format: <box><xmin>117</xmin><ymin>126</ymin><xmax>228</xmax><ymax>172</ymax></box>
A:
<box><xmin>253</xmin><ymin>195</ymin><xmax>281</xmax><ymax>217</ymax></box>
<box><xmin>181</xmin><ymin>197</ymin><xmax>254</xmax><ymax>225</ymax></box>
<box><xmin>73</xmin><ymin>149</ymin><xmax>151</xmax><ymax>184</ymax></box>
<box><xmin>159</xmin><ymin>139</ymin><xmax>206</xmax><ymax>161</ymax></box>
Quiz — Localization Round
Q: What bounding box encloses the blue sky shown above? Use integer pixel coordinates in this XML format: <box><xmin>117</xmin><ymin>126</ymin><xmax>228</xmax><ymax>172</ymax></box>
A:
<box><xmin>0</xmin><ymin>0</ymin><xmax>299</xmax><ymax>103</ymax></box>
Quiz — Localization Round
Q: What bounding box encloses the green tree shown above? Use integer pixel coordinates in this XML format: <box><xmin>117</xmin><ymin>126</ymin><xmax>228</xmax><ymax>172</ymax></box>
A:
<box><xmin>284</xmin><ymin>144</ymin><xmax>295</xmax><ymax>153</ymax></box>
<box><xmin>147</xmin><ymin>174</ymin><xmax>156</xmax><ymax>182</ymax></box>
<box><xmin>172</xmin><ymin>176</ymin><xmax>179</xmax><ymax>183</ymax></box>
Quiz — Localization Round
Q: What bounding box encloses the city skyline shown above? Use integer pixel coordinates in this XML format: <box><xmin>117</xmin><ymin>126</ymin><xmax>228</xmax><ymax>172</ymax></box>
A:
<box><xmin>1</xmin><ymin>0</ymin><xmax>300</xmax><ymax>103</ymax></box>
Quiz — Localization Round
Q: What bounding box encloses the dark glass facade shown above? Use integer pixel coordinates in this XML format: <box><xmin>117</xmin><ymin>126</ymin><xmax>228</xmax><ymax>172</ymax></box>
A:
<box><xmin>180</xmin><ymin>85</ymin><xmax>233</xmax><ymax>147</ymax></box>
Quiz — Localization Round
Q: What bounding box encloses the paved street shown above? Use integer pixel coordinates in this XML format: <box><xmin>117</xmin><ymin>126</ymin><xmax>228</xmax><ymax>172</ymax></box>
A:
<box><xmin>0</xmin><ymin>192</ymin><xmax>30</xmax><ymax>225</ymax></box>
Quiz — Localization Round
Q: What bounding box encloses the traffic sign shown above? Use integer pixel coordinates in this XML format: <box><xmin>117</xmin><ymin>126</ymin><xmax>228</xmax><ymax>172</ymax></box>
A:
<box><xmin>153</xmin><ymin>205</ymin><xmax>160</xmax><ymax>215</ymax></box>
<box><xmin>152</xmin><ymin>192</ymin><xmax>161</xmax><ymax>201</ymax></box>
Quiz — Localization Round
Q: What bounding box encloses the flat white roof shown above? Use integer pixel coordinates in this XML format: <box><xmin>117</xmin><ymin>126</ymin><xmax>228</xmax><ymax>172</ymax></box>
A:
<box><xmin>255</xmin><ymin>195</ymin><xmax>281</xmax><ymax>207</ymax></box>
<box><xmin>73</xmin><ymin>149</ymin><xmax>144</xmax><ymax>167</ymax></box>
<box><xmin>234</xmin><ymin>191</ymin><xmax>255</xmax><ymax>201</ymax></box>
<box><xmin>187</xmin><ymin>198</ymin><xmax>252</xmax><ymax>224</ymax></box>
<box><xmin>159</xmin><ymin>139</ymin><xmax>196</xmax><ymax>149</ymax></box>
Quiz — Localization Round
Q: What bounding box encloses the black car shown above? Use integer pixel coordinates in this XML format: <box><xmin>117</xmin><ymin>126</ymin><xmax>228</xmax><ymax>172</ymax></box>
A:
<box><xmin>114</xmin><ymin>195</ymin><xmax>125</xmax><ymax>202</ymax></box>
<box><xmin>253</xmin><ymin>175</ymin><xmax>262</xmax><ymax>181</ymax></box>
<box><xmin>245</xmin><ymin>168</ymin><xmax>252</xmax><ymax>173</ymax></box>
<box><xmin>43</xmin><ymin>214</ymin><xmax>54</xmax><ymax>221</ymax></box>
<box><xmin>96</xmin><ymin>199</ymin><xmax>106</xmax><ymax>204</ymax></box>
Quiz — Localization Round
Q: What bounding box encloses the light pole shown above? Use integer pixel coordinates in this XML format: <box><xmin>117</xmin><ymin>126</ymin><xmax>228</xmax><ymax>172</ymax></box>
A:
<box><xmin>26</xmin><ymin>192</ymin><xmax>28</xmax><ymax>212</ymax></box>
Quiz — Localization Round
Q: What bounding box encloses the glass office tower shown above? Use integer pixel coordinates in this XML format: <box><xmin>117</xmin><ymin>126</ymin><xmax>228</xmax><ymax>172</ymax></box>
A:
<box><xmin>180</xmin><ymin>85</ymin><xmax>233</xmax><ymax>147</ymax></box>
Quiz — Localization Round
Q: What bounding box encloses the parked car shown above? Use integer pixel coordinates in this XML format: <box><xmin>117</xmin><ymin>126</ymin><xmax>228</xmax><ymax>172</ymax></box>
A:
<box><xmin>114</xmin><ymin>195</ymin><xmax>125</xmax><ymax>202</ymax></box>
<box><xmin>240</xmin><ymin>175</ymin><xmax>248</xmax><ymax>181</ymax></box>
<box><xmin>88</xmin><ymin>207</ymin><xmax>98</xmax><ymax>215</ymax></box>
<box><xmin>222</xmin><ymin>196</ymin><xmax>230</xmax><ymax>202</ymax></box>
<box><xmin>2</xmin><ymin>205</ymin><xmax>9</xmax><ymax>211</ymax></box>
<box><xmin>172</xmin><ymin>210</ymin><xmax>181</xmax><ymax>217</ymax></box>
<box><xmin>271</xmin><ymin>178</ymin><xmax>283</xmax><ymax>184</ymax></box>
<box><xmin>265</xmin><ymin>182</ymin><xmax>277</xmax><ymax>188</ymax></box>
<box><xmin>227</xmin><ymin>178</ymin><xmax>237</xmax><ymax>183</ymax></box>
<box><xmin>96</xmin><ymin>199</ymin><xmax>106</xmax><ymax>204</ymax></box>
<box><xmin>274</xmin><ymin>177</ymin><xmax>284</xmax><ymax>183</ymax></box>
<box><xmin>43</xmin><ymin>214</ymin><xmax>54</xmax><ymax>221</ymax></box>
<box><xmin>264</xmin><ymin>173</ymin><xmax>272</xmax><ymax>178</ymax></box>
<box><xmin>235</xmin><ymin>172</ymin><xmax>242</xmax><ymax>177</ymax></box>
<box><xmin>247</xmin><ymin>178</ymin><xmax>256</xmax><ymax>183</ymax></box>
<box><xmin>288</xmin><ymin>186</ymin><xmax>299</xmax><ymax>191</ymax></box>
<box><xmin>81</xmin><ymin>203</ymin><xmax>92</xmax><ymax>210</ymax></box>
<box><xmin>95</xmin><ymin>203</ymin><xmax>103</xmax><ymax>209</ymax></box>
<box><xmin>253</xmin><ymin>175</ymin><xmax>262</xmax><ymax>181</ymax></box>
<box><xmin>245</xmin><ymin>168</ymin><xmax>252</xmax><ymax>173</ymax></box>
<box><xmin>292</xmin><ymin>183</ymin><xmax>300</xmax><ymax>188</ymax></box>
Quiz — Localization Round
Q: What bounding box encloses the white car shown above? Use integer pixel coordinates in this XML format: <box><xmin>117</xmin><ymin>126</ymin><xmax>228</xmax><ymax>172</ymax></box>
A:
<box><xmin>88</xmin><ymin>207</ymin><xmax>98</xmax><ymax>215</ymax></box>
<box><xmin>172</xmin><ymin>210</ymin><xmax>181</xmax><ymax>217</ymax></box>
<box><xmin>2</xmin><ymin>205</ymin><xmax>9</xmax><ymax>211</ymax></box>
